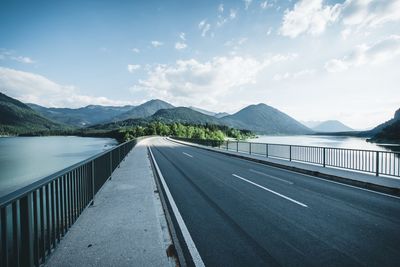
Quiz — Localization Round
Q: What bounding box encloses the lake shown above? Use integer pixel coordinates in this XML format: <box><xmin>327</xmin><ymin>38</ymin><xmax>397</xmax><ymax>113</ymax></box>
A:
<box><xmin>0</xmin><ymin>136</ymin><xmax>117</xmax><ymax>197</ymax></box>
<box><xmin>249</xmin><ymin>135</ymin><xmax>400</xmax><ymax>152</ymax></box>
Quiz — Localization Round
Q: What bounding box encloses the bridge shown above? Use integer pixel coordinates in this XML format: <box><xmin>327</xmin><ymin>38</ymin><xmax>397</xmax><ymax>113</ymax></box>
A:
<box><xmin>1</xmin><ymin>137</ymin><xmax>400</xmax><ymax>266</ymax></box>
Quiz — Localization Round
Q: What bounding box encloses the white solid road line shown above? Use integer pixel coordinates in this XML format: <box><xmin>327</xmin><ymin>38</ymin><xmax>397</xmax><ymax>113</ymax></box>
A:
<box><xmin>232</xmin><ymin>174</ymin><xmax>308</xmax><ymax>208</ymax></box>
<box><xmin>149</xmin><ymin>147</ymin><xmax>205</xmax><ymax>267</ymax></box>
<box><xmin>249</xmin><ymin>169</ymin><xmax>293</xmax><ymax>185</ymax></box>
<box><xmin>183</xmin><ymin>152</ymin><xmax>193</xmax><ymax>158</ymax></box>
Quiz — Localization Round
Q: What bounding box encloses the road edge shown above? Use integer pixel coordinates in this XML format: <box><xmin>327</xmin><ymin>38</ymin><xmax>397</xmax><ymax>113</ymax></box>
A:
<box><xmin>148</xmin><ymin>145</ymin><xmax>205</xmax><ymax>267</ymax></box>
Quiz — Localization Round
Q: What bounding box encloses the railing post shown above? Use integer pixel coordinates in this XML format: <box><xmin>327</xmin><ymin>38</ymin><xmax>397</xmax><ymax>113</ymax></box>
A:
<box><xmin>20</xmin><ymin>193</ymin><xmax>34</xmax><ymax>267</ymax></box>
<box><xmin>109</xmin><ymin>152</ymin><xmax>112</xmax><ymax>180</ymax></box>
<box><xmin>376</xmin><ymin>151</ymin><xmax>379</xmax><ymax>176</ymax></box>
<box><xmin>1</xmin><ymin>207</ymin><xmax>9</xmax><ymax>266</ymax></box>
<box><xmin>249</xmin><ymin>142</ymin><xmax>251</xmax><ymax>155</ymax></box>
<box><xmin>91</xmin><ymin>160</ymin><xmax>95</xmax><ymax>205</ymax></box>
<box><xmin>118</xmin><ymin>147</ymin><xmax>121</xmax><ymax>167</ymax></box>
<box><xmin>266</xmin><ymin>144</ymin><xmax>268</xmax><ymax>158</ymax></box>
<box><xmin>289</xmin><ymin>145</ymin><xmax>292</xmax><ymax>161</ymax></box>
<box><xmin>323</xmin><ymin>147</ymin><xmax>326</xmax><ymax>167</ymax></box>
<box><xmin>226</xmin><ymin>140</ymin><xmax>229</xmax><ymax>150</ymax></box>
<box><xmin>236</xmin><ymin>141</ymin><xmax>239</xmax><ymax>152</ymax></box>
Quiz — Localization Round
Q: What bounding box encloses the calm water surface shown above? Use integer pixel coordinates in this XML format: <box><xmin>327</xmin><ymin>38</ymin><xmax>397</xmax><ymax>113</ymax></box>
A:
<box><xmin>0</xmin><ymin>136</ymin><xmax>117</xmax><ymax>197</ymax></box>
<box><xmin>249</xmin><ymin>135</ymin><xmax>400</xmax><ymax>152</ymax></box>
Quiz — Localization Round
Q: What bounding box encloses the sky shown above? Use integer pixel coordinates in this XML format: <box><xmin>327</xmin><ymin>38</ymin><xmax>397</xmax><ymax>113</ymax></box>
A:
<box><xmin>0</xmin><ymin>0</ymin><xmax>399</xmax><ymax>129</ymax></box>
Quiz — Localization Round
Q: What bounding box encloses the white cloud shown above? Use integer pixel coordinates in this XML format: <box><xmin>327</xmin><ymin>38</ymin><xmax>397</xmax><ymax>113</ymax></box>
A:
<box><xmin>0</xmin><ymin>67</ymin><xmax>129</xmax><ymax>108</ymax></box>
<box><xmin>198</xmin><ymin>19</ymin><xmax>211</xmax><ymax>37</ymax></box>
<box><xmin>0</xmin><ymin>49</ymin><xmax>35</xmax><ymax>64</ymax></box>
<box><xmin>217</xmin><ymin>6</ymin><xmax>238</xmax><ymax>27</ymax></box>
<box><xmin>279</xmin><ymin>0</ymin><xmax>342</xmax><ymax>38</ymax></box>
<box><xmin>218</xmin><ymin>3</ymin><xmax>224</xmax><ymax>13</ymax></box>
<box><xmin>13</xmin><ymin>56</ymin><xmax>35</xmax><ymax>64</ymax></box>
<box><xmin>324</xmin><ymin>59</ymin><xmax>349</xmax><ymax>72</ymax></box>
<box><xmin>273</xmin><ymin>69</ymin><xmax>315</xmax><ymax>81</ymax></box>
<box><xmin>325</xmin><ymin>35</ymin><xmax>400</xmax><ymax>72</ymax></box>
<box><xmin>151</xmin><ymin>41</ymin><xmax>163</xmax><ymax>47</ymax></box>
<box><xmin>267</xmin><ymin>27</ymin><xmax>273</xmax><ymax>35</ymax></box>
<box><xmin>244</xmin><ymin>0</ymin><xmax>252</xmax><ymax>10</ymax></box>
<box><xmin>131</xmin><ymin>48</ymin><xmax>140</xmax><ymax>53</ymax></box>
<box><xmin>175</xmin><ymin>42</ymin><xmax>187</xmax><ymax>50</ymax></box>
<box><xmin>230</xmin><ymin>9</ymin><xmax>237</xmax><ymax>19</ymax></box>
<box><xmin>131</xmin><ymin>54</ymin><xmax>297</xmax><ymax>107</ymax></box>
<box><xmin>179</xmin><ymin>32</ymin><xmax>186</xmax><ymax>41</ymax></box>
<box><xmin>127</xmin><ymin>64</ymin><xmax>141</xmax><ymax>73</ymax></box>
<box><xmin>341</xmin><ymin>0</ymin><xmax>400</xmax><ymax>29</ymax></box>
<box><xmin>198</xmin><ymin>19</ymin><xmax>206</xmax><ymax>29</ymax></box>
<box><xmin>280</xmin><ymin>0</ymin><xmax>400</xmax><ymax>38</ymax></box>
<box><xmin>260</xmin><ymin>1</ymin><xmax>272</xmax><ymax>9</ymax></box>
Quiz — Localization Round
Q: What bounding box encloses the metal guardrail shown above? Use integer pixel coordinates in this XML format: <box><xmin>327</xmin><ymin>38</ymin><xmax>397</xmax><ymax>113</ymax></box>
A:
<box><xmin>0</xmin><ymin>139</ymin><xmax>137</xmax><ymax>267</ymax></box>
<box><xmin>173</xmin><ymin>137</ymin><xmax>400</xmax><ymax>177</ymax></box>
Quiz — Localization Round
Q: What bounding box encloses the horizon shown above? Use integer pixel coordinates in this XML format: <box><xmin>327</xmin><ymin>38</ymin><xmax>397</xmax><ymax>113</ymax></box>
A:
<box><xmin>2</xmin><ymin>92</ymin><xmax>393</xmax><ymax>130</ymax></box>
<box><xmin>1</xmin><ymin>0</ymin><xmax>399</xmax><ymax>129</ymax></box>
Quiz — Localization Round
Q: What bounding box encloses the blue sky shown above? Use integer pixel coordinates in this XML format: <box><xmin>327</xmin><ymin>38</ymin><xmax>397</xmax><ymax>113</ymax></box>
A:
<box><xmin>1</xmin><ymin>0</ymin><xmax>399</xmax><ymax>129</ymax></box>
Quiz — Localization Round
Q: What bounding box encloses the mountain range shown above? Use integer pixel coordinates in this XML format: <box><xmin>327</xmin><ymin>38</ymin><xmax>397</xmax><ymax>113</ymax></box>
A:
<box><xmin>2</xmin><ymin>92</ymin><xmax>312</xmax><ymax>134</ymax></box>
<box><xmin>303</xmin><ymin>120</ymin><xmax>354</xmax><ymax>133</ymax></box>
<box><xmin>1</xmin><ymin>91</ymin><xmax>398</xmax><ymax>142</ymax></box>
<box><xmin>91</xmin><ymin>104</ymin><xmax>311</xmax><ymax>135</ymax></box>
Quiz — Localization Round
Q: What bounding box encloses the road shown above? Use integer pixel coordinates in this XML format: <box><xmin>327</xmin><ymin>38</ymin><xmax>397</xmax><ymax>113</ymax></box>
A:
<box><xmin>149</xmin><ymin>137</ymin><xmax>400</xmax><ymax>267</ymax></box>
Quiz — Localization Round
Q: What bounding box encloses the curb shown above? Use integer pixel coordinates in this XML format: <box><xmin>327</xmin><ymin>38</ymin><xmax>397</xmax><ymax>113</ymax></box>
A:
<box><xmin>167</xmin><ymin>138</ymin><xmax>400</xmax><ymax>198</ymax></box>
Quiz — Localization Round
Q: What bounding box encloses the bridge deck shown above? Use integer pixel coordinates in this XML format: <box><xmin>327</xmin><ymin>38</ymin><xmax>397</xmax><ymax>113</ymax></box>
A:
<box><xmin>45</xmin><ymin>139</ymin><xmax>173</xmax><ymax>267</ymax></box>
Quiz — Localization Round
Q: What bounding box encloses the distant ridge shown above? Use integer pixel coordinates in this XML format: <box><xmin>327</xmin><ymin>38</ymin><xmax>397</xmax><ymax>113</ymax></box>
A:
<box><xmin>189</xmin><ymin>107</ymin><xmax>230</xmax><ymax>118</ymax></box>
<box><xmin>28</xmin><ymin>103</ymin><xmax>134</xmax><ymax>127</ymax></box>
<box><xmin>112</xmin><ymin>99</ymin><xmax>174</xmax><ymax>121</ymax></box>
<box><xmin>312</xmin><ymin>120</ymin><xmax>353</xmax><ymax>133</ymax></box>
<box><xmin>0</xmin><ymin>92</ymin><xmax>63</xmax><ymax>134</ymax></box>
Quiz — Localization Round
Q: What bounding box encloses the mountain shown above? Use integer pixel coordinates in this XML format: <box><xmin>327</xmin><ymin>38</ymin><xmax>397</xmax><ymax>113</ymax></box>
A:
<box><xmin>312</xmin><ymin>120</ymin><xmax>353</xmax><ymax>132</ymax></box>
<box><xmin>151</xmin><ymin>107</ymin><xmax>221</xmax><ymax>125</ymax></box>
<box><xmin>0</xmin><ymin>92</ymin><xmax>63</xmax><ymax>134</ymax></box>
<box><xmin>112</xmin><ymin>99</ymin><xmax>174</xmax><ymax>121</ymax></box>
<box><xmin>220</xmin><ymin>103</ymin><xmax>312</xmax><ymax>134</ymax></box>
<box><xmin>369</xmin><ymin>108</ymin><xmax>400</xmax><ymax>142</ymax></box>
<box><xmin>189</xmin><ymin>106</ymin><xmax>216</xmax><ymax>116</ymax></box>
<box><xmin>189</xmin><ymin>107</ymin><xmax>230</xmax><ymax>119</ymax></box>
<box><xmin>215</xmin><ymin>112</ymin><xmax>230</xmax><ymax>118</ymax></box>
<box><xmin>28</xmin><ymin>103</ymin><xmax>134</xmax><ymax>127</ymax></box>
<box><xmin>89</xmin><ymin>107</ymin><xmax>221</xmax><ymax>130</ymax></box>
<box><xmin>302</xmin><ymin>120</ymin><xmax>323</xmax><ymax>128</ymax></box>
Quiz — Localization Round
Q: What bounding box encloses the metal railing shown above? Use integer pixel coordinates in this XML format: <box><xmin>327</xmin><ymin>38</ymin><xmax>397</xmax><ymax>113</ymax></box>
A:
<box><xmin>0</xmin><ymin>139</ymin><xmax>137</xmax><ymax>267</ymax></box>
<box><xmin>173</xmin><ymin>138</ymin><xmax>400</xmax><ymax>177</ymax></box>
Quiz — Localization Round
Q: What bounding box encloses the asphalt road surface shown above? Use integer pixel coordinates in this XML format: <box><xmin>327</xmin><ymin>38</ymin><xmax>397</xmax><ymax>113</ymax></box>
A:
<box><xmin>149</xmin><ymin>137</ymin><xmax>400</xmax><ymax>267</ymax></box>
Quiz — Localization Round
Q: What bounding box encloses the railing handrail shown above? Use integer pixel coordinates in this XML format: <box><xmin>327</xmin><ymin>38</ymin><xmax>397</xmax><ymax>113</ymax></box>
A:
<box><xmin>230</xmin><ymin>139</ymin><xmax>400</xmax><ymax>155</ymax></box>
<box><xmin>0</xmin><ymin>139</ymin><xmax>135</xmax><ymax>208</ymax></box>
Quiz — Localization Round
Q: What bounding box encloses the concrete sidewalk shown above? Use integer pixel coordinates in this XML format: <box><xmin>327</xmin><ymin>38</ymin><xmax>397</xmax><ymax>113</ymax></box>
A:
<box><xmin>169</xmin><ymin>138</ymin><xmax>400</xmax><ymax>195</ymax></box>
<box><xmin>45</xmin><ymin>139</ymin><xmax>174</xmax><ymax>267</ymax></box>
